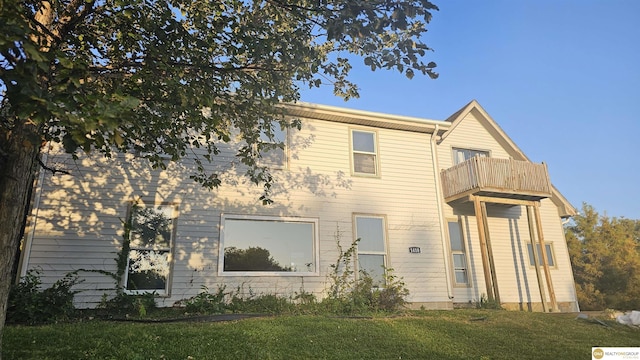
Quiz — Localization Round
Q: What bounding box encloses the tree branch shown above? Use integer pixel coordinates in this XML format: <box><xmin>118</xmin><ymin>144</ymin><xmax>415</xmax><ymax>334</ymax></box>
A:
<box><xmin>38</xmin><ymin>158</ymin><xmax>70</xmax><ymax>175</ymax></box>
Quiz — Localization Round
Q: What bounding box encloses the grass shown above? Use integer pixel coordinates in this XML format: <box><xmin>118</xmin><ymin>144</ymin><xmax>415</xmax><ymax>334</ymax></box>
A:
<box><xmin>3</xmin><ymin>310</ymin><xmax>639</xmax><ymax>359</ymax></box>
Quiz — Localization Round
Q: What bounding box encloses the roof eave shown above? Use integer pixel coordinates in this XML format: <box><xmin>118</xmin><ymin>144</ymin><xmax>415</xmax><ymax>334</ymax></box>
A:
<box><xmin>282</xmin><ymin>101</ymin><xmax>451</xmax><ymax>134</ymax></box>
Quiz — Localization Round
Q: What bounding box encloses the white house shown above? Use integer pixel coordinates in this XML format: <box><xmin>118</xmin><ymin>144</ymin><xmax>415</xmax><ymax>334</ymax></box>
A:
<box><xmin>17</xmin><ymin>100</ymin><xmax>579</xmax><ymax>312</ymax></box>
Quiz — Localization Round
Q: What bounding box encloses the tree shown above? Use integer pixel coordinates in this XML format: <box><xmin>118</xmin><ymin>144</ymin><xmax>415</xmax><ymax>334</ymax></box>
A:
<box><xmin>0</xmin><ymin>0</ymin><xmax>438</xmax><ymax>352</ymax></box>
<box><xmin>566</xmin><ymin>203</ymin><xmax>640</xmax><ymax>310</ymax></box>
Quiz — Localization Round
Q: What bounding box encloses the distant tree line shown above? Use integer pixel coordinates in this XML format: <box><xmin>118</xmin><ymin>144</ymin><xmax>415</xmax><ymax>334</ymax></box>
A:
<box><xmin>566</xmin><ymin>203</ymin><xmax>640</xmax><ymax>310</ymax></box>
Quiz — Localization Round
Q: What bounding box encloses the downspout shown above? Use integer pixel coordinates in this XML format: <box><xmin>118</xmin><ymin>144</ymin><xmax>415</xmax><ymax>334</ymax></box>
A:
<box><xmin>16</xmin><ymin>150</ymin><xmax>48</xmax><ymax>281</ymax></box>
<box><xmin>431</xmin><ymin>125</ymin><xmax>454</xmax><ymax>300</ymax></box>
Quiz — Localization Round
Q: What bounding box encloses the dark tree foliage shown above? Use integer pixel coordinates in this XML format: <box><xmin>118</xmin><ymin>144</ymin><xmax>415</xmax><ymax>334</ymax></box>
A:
<box><xmin>566</xmin><ymin>203</ymin><xmax>640</xmax><ymax>310</ymax></box>
<box><xmin>0</xmin><ymin>1</ymin><xmax>439</xmax><ymax>354</ymax></box>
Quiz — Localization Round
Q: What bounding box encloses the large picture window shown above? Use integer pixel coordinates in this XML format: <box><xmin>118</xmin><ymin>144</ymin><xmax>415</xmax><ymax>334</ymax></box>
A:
<box><xmin>124</xmin><ymin>203</ymin><xmax>176</xmax><ymax>294</ymax></box>
<box><xmin>351</xmin><ymin>130</ymin><xmax>378</xmax><ymax>175</ymax></box>
<box><xmin>220</xmin><ymin>215</ymin><xmax>318</xmax><ymax>275</ymax></box>
<box><xmin>355</xmin><ymin>215</ymin><xmax>387</xmax><ymax>286</ymax></box>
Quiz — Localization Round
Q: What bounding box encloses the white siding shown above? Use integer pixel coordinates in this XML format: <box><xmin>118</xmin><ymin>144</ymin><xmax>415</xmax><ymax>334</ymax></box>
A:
<box><xmin>21</xmin><ymin>105</ymin><xmax>577</xmax><ymax>311</ymax></box>
<box><xmin>438</xmin><ymin>111</ymin><xmax>578</xmax><ymax>310</ymax></box>
<box><xmin>23</xmin><ymin>117</ymin><xmax>450</xmax><ymax>308</ymax></box>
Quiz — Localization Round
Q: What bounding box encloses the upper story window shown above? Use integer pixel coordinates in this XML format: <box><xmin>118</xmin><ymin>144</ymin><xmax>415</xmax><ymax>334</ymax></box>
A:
<box><xmin>351</xmin><ymin>130</ymin><xmax>378</xmax><ymax>176</ymax></box>
<box><xmin>219</xmin><ymin>215</ymin><xmax>319</xmax><ymax>276</ymax></box>
<box><xmin>452</xmin><ymin>148</ymin><xmax>489</xmax><ymax>165</ymax></box>
<box><xmin>124</xmin><ymin>203</ymin><xmax>177</xmax><ymax>295</ymax></box>
<box><xmin>355</xmin><ymin>215</ymin><xmax>387</xmax><ymax>286</ymax></box>
<box><xmin>258</xmin><ymin>122</ymin><xmax>288</xmax><ymax>169</ymax></box>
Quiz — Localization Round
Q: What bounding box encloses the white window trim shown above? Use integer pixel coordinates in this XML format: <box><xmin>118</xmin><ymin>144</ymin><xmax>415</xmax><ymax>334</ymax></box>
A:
<box><xmin>218</xmin><ymin>214</ymin><xmax>320</xmax><ymax>277</ymax></box>
<box><xmin>123</xmin><ymin>202</ymin><xmax>178</xmax><ymax>296</ymax></box>
<box><xmin>353</xmin><ymin>214</ymin><xmax>389</xmax><ymax>284</ymax></box>
<box><xmin>526</xmin><ymin>242</ymin><xmax>557</xmax><ymax>269</ymax></box>
<box><xmin>350</xmin><ymin>128</ymin><xmax>380</xmax><ymax>177</ymax></box>
<box><xmin>447</xmin><ymin>219</ymin><xmax>471</xmax><ymax>287</ymax></box>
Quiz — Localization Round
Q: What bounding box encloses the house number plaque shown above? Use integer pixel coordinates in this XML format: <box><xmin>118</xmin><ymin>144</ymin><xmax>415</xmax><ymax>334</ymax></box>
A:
<box><xmin>408</xmin><ymin>247</ymin><xmax>421</xmax><ymax>254</ymax></box>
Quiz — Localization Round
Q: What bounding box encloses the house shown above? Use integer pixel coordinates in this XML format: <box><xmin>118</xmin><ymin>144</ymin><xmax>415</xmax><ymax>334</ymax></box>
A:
<box><xmin>16</xmin><ymin>100</ymin><xmax>579</xmax><ymax>312</ymax></box>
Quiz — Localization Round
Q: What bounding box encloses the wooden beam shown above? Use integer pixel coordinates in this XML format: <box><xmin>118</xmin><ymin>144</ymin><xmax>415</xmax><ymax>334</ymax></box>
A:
<box><xmin>481</xmin><ymin>201</ymin><xmax>500</xmax><ymax>304</ymax></box>
<box><xmin>473</xmin><ymin>196</ymin><xmax>494</xmax><ymax>301</ymax></box>
<box><xmin>469</xmin><ymin>195</ymin><xmax>538</xmax><ymax>207</ymax></box>
<box><xmin>527</xmin><ymin>205</ymin><xmax>548</xmax><ymax>312</ymax></box>
<box><xmin>534</xmin><ymin>202</ymin><xmax>558</xmax><ymax>311</ymax></box>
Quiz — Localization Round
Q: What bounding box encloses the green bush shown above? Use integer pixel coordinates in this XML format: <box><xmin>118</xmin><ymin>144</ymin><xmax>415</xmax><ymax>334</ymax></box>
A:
<box><xmin>7</xmin><ymin>269</ymin><xmax>82</xmax><ymax>325</ymax></box>
<box><xmin>323</xmin><ymin>232</ymin><xmax>410</xmax><ymax>314</ymax></box>
<box><xmin>98</xmin><ymin>291</ymin><xmax>157</xmax><ymax>318</ymax></box>
<box><xmin>183</xmin><ymin>285</ymin><xmax>228</xmax><ymax>314</ymax></box>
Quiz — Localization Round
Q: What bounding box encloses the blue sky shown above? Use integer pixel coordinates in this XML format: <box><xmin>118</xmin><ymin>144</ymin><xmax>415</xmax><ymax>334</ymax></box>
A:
<box><xmin>300</xmin><ymin>1</ymin><xmax>640</xmax><ymax>220</ymax></box>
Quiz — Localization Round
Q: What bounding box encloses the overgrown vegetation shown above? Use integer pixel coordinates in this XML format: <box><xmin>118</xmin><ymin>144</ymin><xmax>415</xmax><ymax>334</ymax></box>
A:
<box><xmin>6</xmin><ymin>269</ymin><xmax>82</xmax><ymax>325</ymax></box>
<box><xmin>323</xmin><ymin>233</ymin><xmax>409</xmax><ymax>314</ymax></box>
<box><xmin>474</xmin><ymin>294</ymin><xmax>503</xmax><ymax>310</ymax></box>
<box><xmin>178</xmin><ymin>238</ymin><xmax>410</xmax><ymax>317</ymax></box>
<box><xmin>566</xmin><ymin>203</ymin><xmax>640</xmax><ymax>310</ymax></box>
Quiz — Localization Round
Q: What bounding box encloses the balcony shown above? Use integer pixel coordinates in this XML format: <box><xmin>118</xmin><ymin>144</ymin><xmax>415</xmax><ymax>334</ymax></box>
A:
<box><xmin>440</xmin><ymin>157</ymin><xmax>552</xmax><ymax>203</ymax></box>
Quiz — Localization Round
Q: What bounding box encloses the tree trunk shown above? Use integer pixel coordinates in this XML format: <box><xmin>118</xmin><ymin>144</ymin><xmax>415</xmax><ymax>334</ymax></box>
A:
<box><xmin>0</xmin><ymin>121</ymin><xmax>41</xmax><ymax>358</ymax></box>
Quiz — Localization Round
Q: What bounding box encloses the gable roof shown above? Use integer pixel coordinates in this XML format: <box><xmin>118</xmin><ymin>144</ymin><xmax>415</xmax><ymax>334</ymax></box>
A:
<box><xmin>440</xmin><ymin>100</ymin><xmax>577</xmax><ymax>218</ymax></box>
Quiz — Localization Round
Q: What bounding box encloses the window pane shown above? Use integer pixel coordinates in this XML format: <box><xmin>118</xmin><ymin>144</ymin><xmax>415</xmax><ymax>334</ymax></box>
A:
<box><xmin>356</xmin><ymin>217</ymin><xmax>385</xmax><ymax>252</ymax></box>
<box><xmin>130</xmin><ymin>206</ymin><xmax>173</xmax><ymax>248</ymax></box>
<box><xmin>126</xmin><ymin>250</ymin><xmax>170</xmax><ymax>291</ymax></box>
<box><xmin>544</xmin><ymin>244</ymin><xmax>554</xmax><ymax>266</ymax></box>
<box><xmin>453</xmin><ymin>254</ymin><xmax>466</xmax><ymax>268</ymax></box>
<box><xmin>259</xmin><ymin>146</ymin><xmax>285</xmax><ymax>166</ymax></box>
<box><xmin>527</xmin><ymin>244</ymin><xmax>536</xmax><ymax>265</ymax></box>
<box><xmin>358</xmin><ymin>254</ymin><xmax>385</xmax><ymax>286</ymax></box>
<box><xmin>448</xmin><ymin>222</ymin><xmax>464</xmax><ymax>251</ymax></box>
<box><xmin>352</xmin><ymin>131</ymin><xmax>375</xmax><ymax>152</ymax></box>
<box><xmin>455</xmin><ymin>270</ymin><xmax>468</xmax><ymax>284</ymax></box>
<box><xmin>353</xmin><ymin>153</ymin><xmax>376</xmax><ymax>174</ymax></box>
<box><xmin>223</xmin><ymin>218</ymin><xmax>315</xmax><ymax>272</ymax></box>
<box><xmin>453</xmin><ymin>148</ymin><xmax>489</xmax><ymax>165</ymax></box>
<box><xmin>527</xmin><ymin>243</ymin><xmax>555</xmax><ymax>266</ymax></box>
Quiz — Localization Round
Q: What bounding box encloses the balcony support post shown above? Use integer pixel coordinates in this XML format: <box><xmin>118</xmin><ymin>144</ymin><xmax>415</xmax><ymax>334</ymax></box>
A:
<box><xmin>481</xmin><ymin>201</ymin><xmax>500</xmax><ymax>304</ymax></box>
<box><xmin>472</xmin><ymin>195</ymin><xmax>497</xmax><ymax>302</ymax></box>
<box><xmin>526</xmin><ymin>205</ymin><xmax>549</xmax><ymax>312</ymax></box>
<box><xmin>533</xmin><ymin>202</ymin><xmax>558</xmax><ymax>311</ymax></box>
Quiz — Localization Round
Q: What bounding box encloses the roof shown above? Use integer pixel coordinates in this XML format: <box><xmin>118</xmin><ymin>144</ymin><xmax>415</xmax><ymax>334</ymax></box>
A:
<box><xmin>283</xmin><ymin>101</ymin><xmax>450</xmax><ymax>135</ymax></box>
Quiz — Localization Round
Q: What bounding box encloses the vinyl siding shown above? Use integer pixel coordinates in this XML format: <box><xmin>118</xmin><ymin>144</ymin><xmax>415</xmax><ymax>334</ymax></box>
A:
<box><xmin>438</xmin><ymin>111</ymin><xmax>578</xmax><ymax>310</ymax></box>
<box><xmin>21</xmin><ymin>105</ymin><xmax>577</xmax><ymax>311</ymax></box>
<box><xmin>23</xmin><ymin>117</ymin><xmax>450</xmax><ymax>308</ymax></box>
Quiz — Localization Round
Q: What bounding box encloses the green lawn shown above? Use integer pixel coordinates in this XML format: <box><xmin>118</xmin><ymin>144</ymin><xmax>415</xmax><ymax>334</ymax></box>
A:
<box><xmin>3</xmin><ymin>310</ymin><xmax>639</xmax><ymax>359</ymax></box>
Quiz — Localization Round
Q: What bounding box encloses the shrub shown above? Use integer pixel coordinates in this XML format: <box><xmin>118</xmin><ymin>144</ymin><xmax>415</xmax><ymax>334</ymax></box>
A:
<box><xmin>98</xmin><ymin>292</ymin><xmax>157</xmax><ymax>318</ymax></box>
<box><xmin>323</xmin><ymin>230</ymin><xmax>410</xmax><ymax>314</ymax></box>
<box><xmin>7</xmin><ymin>269</ymin><xmax>82</xmax><ymax>325</ymax></box>
<box><xmin>183</xmin><ymin>285</ymin><xmax>228</xmax><ymax>314</ymax></box>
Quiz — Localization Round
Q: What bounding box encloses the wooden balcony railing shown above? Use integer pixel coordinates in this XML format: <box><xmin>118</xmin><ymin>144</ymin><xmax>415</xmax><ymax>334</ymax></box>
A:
<box><xmin>440</xmin><ymin>157</ymin><xmax>552</xmax><ymax>202</ymax></box>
